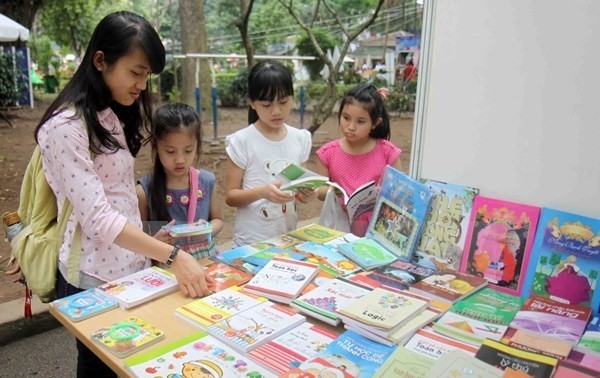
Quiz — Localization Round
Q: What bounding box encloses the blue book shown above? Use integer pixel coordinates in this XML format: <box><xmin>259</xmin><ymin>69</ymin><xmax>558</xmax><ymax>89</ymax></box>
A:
<box><xmin>521</xmin><ymin>207</ymin><xmax>600</xmax><ymax>315</ymax></box>
<box><xmin>243</xmin><ymin>246</ymin><xmax>307</xmax><ymax>270</ymax></box>
<box><xmin>336</xmin><ymin>237</ymin><xmax>398</xmax><ymax>271</ymax></box>
<box><xmin>50</xmin><ymin>289</ymin><xmax>118</xmax><ymax>322</ymax></box>
<box><xmin>213</xmin><ymin>245</ymin><xmax>260</xmax><ymax>274</ymax></box>
<box><xmin>294</xmin><ymin>241</ymin><xmax>361</xmax><ymax>277</ymax></box>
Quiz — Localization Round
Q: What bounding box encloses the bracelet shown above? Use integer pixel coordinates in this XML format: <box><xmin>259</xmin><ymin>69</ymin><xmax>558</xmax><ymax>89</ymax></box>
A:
<box><xmin>165</xmin><ymin>246</ymin><xmax>180</xmax><ymax>268</ymax></box>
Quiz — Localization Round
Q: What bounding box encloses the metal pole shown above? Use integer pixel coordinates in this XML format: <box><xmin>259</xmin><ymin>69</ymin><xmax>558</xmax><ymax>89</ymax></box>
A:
<box><xmin>300</xmin><ymin>85</ymin><xmax>305</xmax><ymax>129</ymax></box>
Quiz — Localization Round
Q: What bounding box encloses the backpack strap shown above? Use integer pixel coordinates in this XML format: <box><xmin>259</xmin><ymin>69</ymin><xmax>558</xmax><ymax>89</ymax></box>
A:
<box><xmin>188</xmin><ymin>167</ymin><xmax>199</xmax><ymax>223</ymax></box>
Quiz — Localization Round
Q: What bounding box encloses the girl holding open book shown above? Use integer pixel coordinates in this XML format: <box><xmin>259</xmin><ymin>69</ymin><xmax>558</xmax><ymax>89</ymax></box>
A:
<box><xmin>316</xmin><ymin>83</ymin><xmax>402</xmax><ymax>236</ymax></box>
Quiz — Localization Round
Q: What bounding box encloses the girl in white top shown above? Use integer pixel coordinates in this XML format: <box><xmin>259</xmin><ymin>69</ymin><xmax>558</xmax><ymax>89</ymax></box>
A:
<box><xmin>225</xmin><ymin>60</ymin><xmax>315</xmax><ymax>247</ymax></box>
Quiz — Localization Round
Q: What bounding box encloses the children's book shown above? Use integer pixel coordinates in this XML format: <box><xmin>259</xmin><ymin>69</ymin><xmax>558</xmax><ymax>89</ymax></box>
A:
<box><xmin>521</xmin><ymin>207</ymin><xmax>600</xmax><ymax>314</ymax></box>
<box><xmin>372</xmin><ymin>346</ymin><xmax>433</xmax><ymax>378</ymax></box>
<box><xmin>286</xmin><ymin>223</ymin><xmax>348</xmax><ymax>243</ymax></box>
<box><xmin>510</xmin><ymin>295</ymin><xmax>591</xmax><ymax>345</ymax></box>
<box><xmin>367</xmin><ymin>260</ymin><xmax>437</xmax><ymax>290</ymax></box>
<box><xmin>212</xmin><ymin>244</ymin><xmax>260</xmax><ymax>274</ymax></box>
<box><xmin>475</xmin><ymin>339</ymin><xmax>558</xmax><ymax>378</ymax></box>
<box><xmin>161</xmin><ymin>221</ymin><xmax>212</xmax><ymax>237</ymax></box>
<box><xmin>174</xmin><ymin>286</ymin><xmax>267</xmax><ymax>329</ymax></box>
<box><xmin>501</xmin><ymin>327</ymin><xmax>573</xmax><ymax>361</ymax></box>
<box><xmin>460</xmin><ymin>195</ymin><xmax>541</xmax><ymax>297</ymax></box>
<box><xmin>276</xmin><ymin>162</ymin><xmax>330</xmax><ymax>191</ymax></box>
<box><xmin>403</xmin><ymin>328</ymin><xmax>479</xmax><ymax>360</ymax></box>
<box><xmin>336</xmin><ymin>237</ymin><xmax>399</xmax><ymax>270</ymax></box>
<box><xmin>414</xmin><ymin>180</ymin><xmax>479</xmax><ymax>271</ymax></box>
<box><xmin>202</xmin><ymin>262</ymin><xmax>253</xmax><ymax>292</ymax></box>
<box><xmin>91</xmin><ymin>316</ymin><xmax>165</xmax><ymax>358</ymax></box>
<box><xmin>124</xmin><ymin>331</ymin><xmax>274</xmax><ymax>378</ymax></box>
<box><xmin>242</xmin><ymin>246</ymin><xmax>307</xmax><ymax>271</ymax></box>
<box><xmin>324</xmin><ymin>232</ymin><xmax>362</xmax><ymax>247</ymax></box>
<box><xmin>290</xmin><ymin>276</ymin><xmax>372</xmax><ymax>326</ymax></box>
<box><xmin>247</xmin><ymin>322</ymin><xmax>339</xmax><ymax>376</ymax></box>
<box><xmin>578</xmin><ymin>315</ymin><xmax>600</xmax><ymax>354</ymax></box>
<box><xmin>554</xmin><ymin>359</ymin><xmax>600</xmax><ymax>378</ymax></box>
<box><xmin>293</xmin><ymin>241</ymin><xmax>361</xmax><ymax>277</ymax></box>
<box><xmin>280</xmin><ymin>330</ymin><xmax>398</xmax><ymax>378</ymax></box>
<box><xmin>243</xmin><ymin>257</ymin><xmax>319</xmax><ymax>304</ymax></box>
<box><xmin>433</xmin><ymin>287</ymin><xmax>523</xmax><ymax>345</ymax></box>
<box><xmin>366</xmin><ymin>166</ymin><xmax>434</xmax><ymax>262</ymax></box>
<box><xmin>50</xmin><ymin>288</ymin><xmax>118</xmax><ymax>322</ymax></box>
<box><xmin>424</xmin><ymin>349</ymin><xmax>504</xmax><ymax>378</ymax></box>
<box><xmin>207</xmin><ymin>301</ymin><xmax>305</xmax><ymax>354</ymax></box>
<box><xmin>259</xmin><ymin>233</ymin><xmax>305</xmax><ymax>249</ymax></box>
<box><xmin>96</xmin><ymin>266</ymin><xmax>179</xmax><ymax>309</ymax></box>
<box><xmin>409</xmin><ymin>268</ymin><xmax>488</xmax><ymax>304</ymax></box>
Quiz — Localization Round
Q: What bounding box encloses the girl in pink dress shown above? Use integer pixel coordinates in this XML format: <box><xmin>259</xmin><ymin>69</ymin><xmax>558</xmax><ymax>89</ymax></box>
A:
<box><xmin>316</xmin><ymin>83</ymin><xmax>402</xmax><ymax>236</ymax></box>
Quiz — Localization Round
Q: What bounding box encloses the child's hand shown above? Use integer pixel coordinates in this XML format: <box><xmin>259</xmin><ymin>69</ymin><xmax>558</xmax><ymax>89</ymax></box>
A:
<box><xmin>296</xmin><ymin>188</ymin><xmax>317</xmax><ymax>203</ymax></box>
<box><xmin>262</xmin><ymin>182</ymin><xmax>295</xmax><ymax>204</ymax></box>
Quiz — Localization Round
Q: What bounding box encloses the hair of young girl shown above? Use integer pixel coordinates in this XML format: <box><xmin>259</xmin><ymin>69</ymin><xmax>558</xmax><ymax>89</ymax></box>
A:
<box><xmin>147</xmin><ymin>103</ymin><xmax>202</xmax><ymax>221</ymax></box>
<box><xmin>34</xmin><ymin>11</ymin><xmax>166</xmax><ymax>157</ymax></box>
<box><xmin>247</xmin><ymin>59</ymin><xmax>294</xmax><ymax>124</ymax></box>
<box><xmin>338</xmin><ymin>82</ymin><xmax>391</xmax><ymax>140</ymax></box>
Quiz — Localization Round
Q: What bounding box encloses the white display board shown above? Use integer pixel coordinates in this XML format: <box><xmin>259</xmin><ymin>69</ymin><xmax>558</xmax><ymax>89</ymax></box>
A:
<box><xmin>411</xmin><ymin>0</ymin><xmax>600</xmax><ymax>218</ymax></box>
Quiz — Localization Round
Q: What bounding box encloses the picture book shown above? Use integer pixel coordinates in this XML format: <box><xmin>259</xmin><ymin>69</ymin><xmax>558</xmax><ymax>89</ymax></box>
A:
<box><xmin>501</xmin><ymin>327</ymin><xmax>573</xmax><ymax>361</ymax></box>
<box><xmin>286</xmin><ymin>223</ymin><xmax>347</xmax><ymax>243</ymax></box>
<box><xmin>324</xmin><ymin>232</ymin><xmax>361</xmax><ymax>247</ymax></box>
<box><xmin>50</xmin><ymin>288</ymin><xmax>118</xmax><ymax>322</ymax></box>
<box><xmin>554</xmin><ymin>359</ymin><xmax>600</xmax><ymax>378</ymax></box>
<box><xmin>174</xmin><ymin>286</ymin><xmax>267</xmax><ymax>329</ymax></box>
<box><xmin>124</xmin><ymin>331</ymin><xmax>274</xmax><ymax>378</ymax></box>
<box><xmin>521</xmin><ymin>207</ymin><xmax>600</xmax><ymax>314</ymax></box>
<box><xmin>372</xmin><ymin>346</ymin><xmax>433</xmax><ymax>378</ymax></box>
<box><xmin>243</xmin><ymin>246</ymin><xmax>307</xmax><ymax>270</ymax></box>
<box><xmin>90</xmin><ymin>316</ymin><xmax>165</xmax><ymax>358</ymax></box>
<box><xmin>414</xmin><ymin>179</ymin><xmax>479</xmax><ymax>271</ymax></box>
<box><xmin>281</xmin><ymin>330</ymin><xmax>397</xmax><ymax>378</ymax></box>
<box><xmin>424</xmin><ymin>349</ymin><xmax>504</xmax><ymax>378</ymax></box>
<box><xmin>336</xmin><ymin>237</ymin><xmax>399</xmax><ymax>270</ymax></box>
<box><xmin>243</xmin><ymin>257</ymin><xmax>319</xmax><ymax>304</ymax></box>
<box><xmin>367</xmin><ymin>260</ymin><xmax>437</xmax><ymax>290</ymax></box>
<box><xmin>475</xmin><ymin>339</ymin><xmax>558</xmax><ymax>378</ymax></box>
<box><xmin>293</xmin><ymin>241</ymin><xmax>361</xmax><ymax>277</ymax></box>
<box><xmin>409</xmin><ymin>268</ymin><xmax>488</xmax><ymax>304</ymax></box>
<box><xmin>578</xmin><ymin>315</ymin><xmax>600</xmax><ymax>354</ymax></box>
<box><xmin>202</xmin><ymin>262</ymin><xmax>252</xmax><ymax>292</ymax></box>
<box><xmin>510</xmin><ymin>295</ymin><xmax>591</xmax><ymax>345</ymax></box>
<box><xmin>96</xmin><ymin>266</ymin><xmax>179</xmax><ymax>309</ymax></box>
<box><xmin>403</xmin><ymin>328</ymin><xmax>479</xmax><ymax>360</ymax></box>
<box><xmin>247</xmin><ymin>322</ymin><xmax>339</xmax><ymax>376</ymax></box>
<box><xmin>460</xmin><ymin>195</ymin><xmax>541</xmax><ymax>297</ymax></box>
<box><xmin>366</xmin><ymin>166</ymin><xmax>433</xmax><ymax>262</ymax></box>
<box><xmin>162</xmin><ymin>221</ymin><xmax>212</xmax><ymax>237</ymax></box>
<box><xmin>276</xmin><ymin>162</ymin><xmax>329</xmax><ymax>191</ymax></box>
<box><xmin>212</xmin><ymin>244</ymin><xmax>260</xmax><ymax>274</ymax></box>
<box><xmin>433</xmin><ymin>287</ymin><xmax>523</xmax><ymax>345</ymax></box>
<box><xmin>291</xmin><ymin>276</ymin><xmax>372</xmax><ymax>326</ymax></box>
<box><xmin>207</xmin><ymin>301</ymin><xmax>306</xmax><ymax>353</ymax></box>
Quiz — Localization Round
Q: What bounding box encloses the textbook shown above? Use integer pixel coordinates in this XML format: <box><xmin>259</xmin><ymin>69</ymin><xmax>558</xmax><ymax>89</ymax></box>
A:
<box><xmin>460</xmin><ymin>195</ymin><xmax>540</xmax><ymax>297</ymax></box>
<box><xmin>408</xmin><ymin>268</ymin><xmax>488</xmax><ymax>304</ymax></box>
<box><xmin>247</xmin><ymin>322</ymin><xmax>339</xmax><ymax>376</ymax></box>
<box><xmin>242</xmin><ymin>246</ymin><xmax>307</xmax><ymax>271</ymax></box>
<box><xmin>372</xmin><ymin>346</ymin><xmax>433</xmax><ymax>378</ymax></box>
<box><xmin>243</xmin><ymin>257</ymin><xmax>319</xmax><ymax>304</ymax></box>
<box><xmin>91</xmin><ymin>316</ymin><xmax>165</xmax><ymax>358</ymax></box>
<box><xmin>424</xmin><ymin>349</ymin><xmax>503</xmax><ymax>378</ymax></box>
<box><xmin>336</xmin><ymin>236</ymin><xmax>399</xmax><ymax>270</ymax></box>
<box><xmin>50</xmin><ymin>288</ymin><xmax>118</xmax><ymax>322</ymax></box>
<box><xmin>403</xmin><ymin>328</ymin><xmax>479</xmax><ymax>360</ymax></box>
<box><xmin>97</xmin><ymin>266</ymin><xmax>179</xmax><ymax>309</ymax></box>
<box><xmin>174</xmin><ymin>286</ymin><xmax>267</xmax><ymax>329</ymax></box>
<box><xmin>501</xmin><ymin>327</ymin><xmax>573</xmax><ymax>361</ymax></box>
<box><xmin>124</xmin><ymin>331</ymin><xmax>273</xmax><ymax>378</ymax></box>
<box><xmin>286</xmin><ymin>223</ymin><xmax>347</xmax><ymax>243</ymax></box>
<box><xmin>475</xmin><ymin>339</ymin><xmax>558</xmax><ymax>378</ymax></box>
<box><xmin>207</xmin><ymin>301</ymin><xmax>305</xmax><ymax>353</ymax></box>
<box><xmin>293</xmin><ymin>241</ymin><xmax>361</xmax><ymax>277</ymax></box>
<box><xmin>202</xmin><ymin>262</ymin><xmax>252</xmax><ymax>292</ymax></box>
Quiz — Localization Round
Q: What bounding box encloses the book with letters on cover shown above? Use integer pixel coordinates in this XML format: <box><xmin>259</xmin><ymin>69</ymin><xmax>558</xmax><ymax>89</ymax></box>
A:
<box><xmin>366</xmin><ymin>166</ymin><xmax>433</xmax><ymax>262</ymax></box>
<box><xmin>247</xmin><ymin>322</ymin><xmax>339</xmax><ymax>376</ymax></box>
<box><xmin>409</xmin><ymin>268</ymin><xmax>488</xmax><ymax>304</ymax></box>
<box><xmin>403</xmin><ymin>328</ymin><xmax>479</xmax><ymax>359</ymax></box>
<box><xmin>124</xmin><ymin>331</ymin><xmax>273</xmax><ymax>378</ymax></box>
<box><xmin>202</xmin><ymin>262</ymin><xmax>253</xmax><ymax>292</ymax></box>
<box><xmin>243</xmin><ymin>257</ymin><xmax>319</xmax><ymax>304</ymax></box>
<box><xmin>174</xmin><ymin>286</ymin><xmax>267</xmax><ymax>329</ymax></box>
<box><xmin>372</xmin><ymin>346</ymin><xmax>433</xmax><ymax>378</ymax></box>
<box><xmin>424</xmin><ymin>350</ymin><xmax>503</xmax><ymax>378</ymax></box>
<box><xmin>242</xmin><ymin>246</ymin><xmax>307</xmax><ymax>271</ymax></box>
<box><xmin>293</xmin><ymin>241</ymin><xmax>361</xmax><ymax>277</ymax></box>
<box><xmin>501</xmin><ymin>327</ymin><xmax>573</xmax><ymax>361</ymax></box>
<box><xmin>521</xmin><ymin>207</ymin><xmax>600</xmax><ymax>313</ymax></box>
<box><xmin>91</xmin><ymin>316</ymin><xmax>165</xmax><ymax>358</ymax></box>
<box><xmin>336</xmin><ymin>236</ymin><xmax>399</xmax><ymax>270</ymax></box>
<box><xmin>287</xmin><ymin>223</ymin><xmax>347</xmax><ymax>243</ymax></box>
<box><xmin>460</xmin><ymin>195</ymin><xmax>540</xmax><ymax>297</ymax></box>
<box><xmin>475</xmin><ymin>339</ymin><xmax>558</xmax><ymax>378</ymax></box>
<box><xmin>50</xmin><ymin>288</ymin><xmax>118</xmax><ymax>322</ymax></box>
<box><xmin>96</xmin><ymin>266</ymin><xmax>178</xmax><ymax>309</ymax></box>
<box><xmin>207</xmin><ymin>301</ymin><xmax>305</xmax><ymax>353</ymax></box>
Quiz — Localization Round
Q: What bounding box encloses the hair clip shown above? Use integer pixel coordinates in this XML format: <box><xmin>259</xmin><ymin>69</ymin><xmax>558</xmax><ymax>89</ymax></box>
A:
<box><xmin>377</xmin><ymin>87</ymin><xmax>390</xmax><ymax>102</ymax></box>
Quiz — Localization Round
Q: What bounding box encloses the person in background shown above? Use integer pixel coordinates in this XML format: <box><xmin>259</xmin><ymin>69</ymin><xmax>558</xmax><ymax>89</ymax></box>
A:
<box><xmin>403</xmin><ymin>59</ymin><xmax>417</xmax><ymax>86</ymax></box>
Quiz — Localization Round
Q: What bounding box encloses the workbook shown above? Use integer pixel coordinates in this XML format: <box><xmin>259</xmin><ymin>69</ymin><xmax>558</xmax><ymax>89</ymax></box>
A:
<box><xmin>91</xmin><ymin>316</ymin><xmax>165</xmax><ymax>358</ymax></box>
<box><xmin>50</xmin><ymin>288</ymin><xmax>118</xmax><ymax>322</ymax></box>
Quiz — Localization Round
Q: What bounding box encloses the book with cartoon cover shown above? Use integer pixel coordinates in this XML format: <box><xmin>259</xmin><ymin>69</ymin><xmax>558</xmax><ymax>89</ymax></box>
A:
<box><xmin>50</xmin><ymin>288</ymin><xmax>118</xmax><ymax>322</ymax></box>
<box><xmin>91</xmin><ymin>316</ymin><xmax>165</xmax><ymax>358</ymax></box>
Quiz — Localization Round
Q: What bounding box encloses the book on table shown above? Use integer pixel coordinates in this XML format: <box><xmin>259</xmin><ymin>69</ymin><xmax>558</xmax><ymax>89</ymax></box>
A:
<box><xmin>566</xmin><ymin>348</ymin><xmax>600</xmax><ymax>373</ymax></box>
<box><xmin>96</xmin><ymin>266</ymin><xmax>179</xmax><ymax>309</ymax></box>
<box><xmin>475</xmin><ymin>339</ymin><xmax>558</xmax><ymax>378</ymax></box>
<box><xmin>90</xmin><ymin>316</ymin><xmax>165</xmax><ymax>358</ymax></box>
<box><xmin>50</xmin><ymin>288</ymin><xmax>118</xmax><ymax>322</ymax></box>
<box><xmin>500</xmin><ymin>327</ymin><xmax>573</xmax><ymax>361</ymax></box>
<box><xmin>293</xmin><ymin>241</ymin><xmax>361</xmax><ymax>277</ymax></box>
<box><xmin>553</xmin><ymin>359</ymin><xmax>600</xmax><ymax>378</ymax></box>
<box><xmin>286</xmin><ymin>223</ymin><xmax>348</xmax><ymax>243</ymax></box>
<box><xmin>212</xmin><ymin>244</ymin><xmax>260</xmax><ymax>274</ymax></box>
<box><xmin>366</xmin><ymin>260</ymin><xmax>437</xmax><ymax>291</ymax></box>
<box><xmin>242</xmin><ymin>246</ymin><xmax>307</xmax><ymax>271</ymax></box>
<box><xmin>202</xmin><ymin>262</ymin><xmax>253</xmax><ymax>292</ymax></box>
<box><xmin>577</xmin><ymin>315</ymin><xmax>600</xmax><ymax>355</ymax></box>
<box><xmin>408</xmin><ymin>267</ymin><xmax>488</xmax><ymax>304</ymax></box>
<box><xmin>424</xmin><ymin>349</ymin><xmax>503</xmax><ymax>378</ymax></box>
<box><xmin>336</xmin><ymin>236</ymin><xmax>399</xmax><ymax>270</ymax></box>
<box><xmin>403</xmin><ymin>328</ymin><xmax>479</xmax><ymax>360</ymax></box>
<box><xmin>371</xmin><ymin>346</ymin><xmax>434</xmax><ymax>378</ymax></box>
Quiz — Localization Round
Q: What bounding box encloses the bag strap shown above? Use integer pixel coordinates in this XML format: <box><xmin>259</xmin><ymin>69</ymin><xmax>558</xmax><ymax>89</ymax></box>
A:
<box><xmin>187</xmin><ymin>167</ymin><xmax>199</xmax><ymax>223</ymax></box>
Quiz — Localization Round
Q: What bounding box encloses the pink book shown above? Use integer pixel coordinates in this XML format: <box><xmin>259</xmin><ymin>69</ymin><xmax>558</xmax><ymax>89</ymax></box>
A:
<box><xmin>460</xmin><ymin>195</ymin><xmax>540</xmax><ymax>297</ymax></box>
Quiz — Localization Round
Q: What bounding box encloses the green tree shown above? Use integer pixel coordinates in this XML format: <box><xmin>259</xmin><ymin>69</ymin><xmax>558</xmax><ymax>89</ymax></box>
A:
<box><xmin>538</xmin><ymin>255</ymin><xmax>547</xmax><ymax>275</ymax></box>
<box><xmin>0</xmin><ymin>0</ymin><xmax>44</xmax><ymax>31</ymax></box>
<box><xmin>548</xmin><ymin>253</ymin><xmax>562</xmax><ymax>276</ymax></box>
<box><xmin>296</xmin><ymin>29</ymin><xmax>336</xmax><ymax>80</ymax></box>
<box><xmin>590</xmin><ymin>269</ymin><xmax>597</xmax><ymax>287</ymax></box>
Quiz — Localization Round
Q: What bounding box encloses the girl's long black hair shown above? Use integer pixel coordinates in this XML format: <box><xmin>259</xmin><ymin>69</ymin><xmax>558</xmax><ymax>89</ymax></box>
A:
<box><xmin>247</xmin><ymin>59</ymin><xmax>294</xmax><ymax>124</ymax></box>
<box><xmin>339</xmin><ymin>83</ymin><xmax>391</xmax><ymax>140</ymax></box>
<box><xmin>35</xmin><ymin>11</ymin><xmax>166</xmax><ymax>157</ymax></box>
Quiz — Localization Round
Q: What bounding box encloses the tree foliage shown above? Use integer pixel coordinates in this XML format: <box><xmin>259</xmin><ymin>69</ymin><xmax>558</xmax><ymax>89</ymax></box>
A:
<box><xmin>296</xmin><ymin>28</ymin><xmax>336</xmax><ymax>80</ymax></box>
<box><xmin>0</xmin><ymin>0</ymin><xmax>44</xmax><ymax>31</ymax></box>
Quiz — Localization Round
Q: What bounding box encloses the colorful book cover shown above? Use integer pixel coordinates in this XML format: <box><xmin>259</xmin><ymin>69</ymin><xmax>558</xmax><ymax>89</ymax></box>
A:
<box><xmin>510</xmin><ymin>295</ymin><xmax>591</xmax><ymax>345</ymax></box>
<box><xmin>521</xmin><ymin>207</ymin><xmax>600</xmax><ymax>314</ymax></box>
<box><xmin>243</xmin><ymin>246</ymin><xmax>307</xmax><ymax>270</ymax></box>
<box><xmin>124</xmin><ymin>331</ymin><xmax>274</xmax><ymax>378</ymax></box>
<box><xmin>247</xmin><ymin>322</ymin><xmax>339</xmax><ymax>376</ymax></box>
<box><xmin>367</xmin><ymin>260</ymin><xmax>437</xmax><ymax>290</ymax></box>
<box><xmin>501</xmin><ymin>327</ymin><xmax>573</xmax><ymax>360</ymax></box>
<box><xmin>50</xmin><ymin>288</ymin><xmax>118</xmax><ymax>322</ymax></box>
<box><xmin>475</xmin><ymin>339</ymin><xmax>558</xmax><ymax>378</ymax></box>
<box><xmin>554</xmin><ymin>359</ymin><xmax>600</xmax><ymax>378</ymax></box>
<box><xmin>409</xmin><ymin>268</ymin><xmax>488</xmax><ymax>304</ymax></box>
<box><xmin>91</xmin><ymin>316</ymin><xmax>165</xmax><ymax>358</ymax></box>
<box><xmin>460</xmin><ymin>195</ymin><xmax>541</xmax><ymax>297</ymax></box>
<box><xmin>206</xmin><ymin>301</ymin><xmax>306</xmax><ymax>353</ymax></box>
<box><xmin>286</xmin><ymin>223</ymin><xmax>347</xmax><ymax>243</ymax></box>
<box><xmin>281</xmin><ymin>330</ymin><xmax>397</xmax><ymax>378</ymax></box>
<box><xmin>213</xmin><ymin>244</ymin><xmax>260</xmax><ymax>274</ymax></box>
<box><xmin>372</xmin><ymin>346</ymin><xmax>433</xmax><ymax>378</ymax></box>
<box><xmin>415</xmin><ymin>179</ymin><xmax>479</xmax><ymax>271</ymax></box>
<box><xmin>433</xmin><ymin>287</ymin><xmax>523</xmax><ymax>345</ymax></box>
<box><xmin>162</xmin><ymin>222</ymin><xmax>212</xmax><ymax>236</ymax></box>
<box><xmin>291</xmin><ymin>277</ymin><xmax>371</xmax><ymax>326</ymax></box>
<box><xmin>96</xmin><ymin>266</ymin><xmax>179</xmax><ymax>309</ymax></box>
<box><xmin>423</xmin><ymin>349</ymin><xmax>503</xmax><ymax>378</ymax></box>
<box><xmin>336</xmin><ymin>237</ymin><xmax>399</xmax><ymax>270</ymax></box>
<box><xmin>567</xmin><ymin>348</ymin><xmax>600</xmax><ymax>372</ymax></box>
<box><xmin>259</xmin><ymin>233</ymin><xmax>305</xmax><ymax>249</ymax></box>
<box><xmin>366</xmin><ymin>166</ymin><xmax>433</xmax><ymax>262</ymax></box>
<box><xmin>294</xmin><ymin>241</ymin><xmax>361</xmax><ymax>277</ymax></box>
<box><xmin>202</xmin><ymin>262</ymin><xmax>253</xmax><ymax>292</ymax></box>
<box><xmin>174</xmin><ymin>286</ymin><xmax>267</xmax><ymax>329</ymax></box>
<box><xmin>578</xmin><ymin>315</ymin><xmax>600</xmax><ymax>354</ymax></box>
<box><xmin>403</xmin><ymin>328</ymin><xmax>479</xmax><ymax>360</ymax></box>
